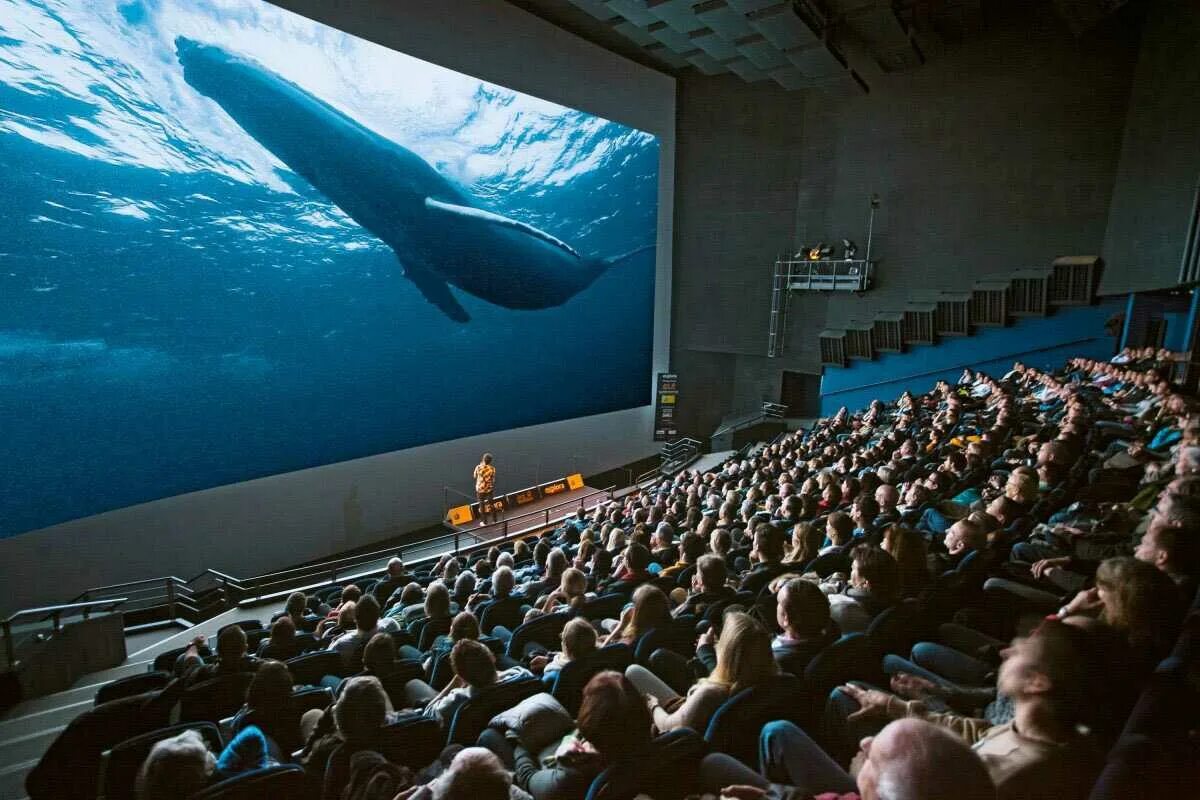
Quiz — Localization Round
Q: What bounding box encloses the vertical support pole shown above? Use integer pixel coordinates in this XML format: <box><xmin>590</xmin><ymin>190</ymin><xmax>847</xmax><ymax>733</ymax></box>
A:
<box><xmin>2</xmin><ymin>621</ymin><xmax>12</xmax><ymax>671</ymax></box>
<box><xmin>1120</xmin><ymin>293</ymin><xmax>1136</xmax><ymax>351</ymax></box>
<box><xmin>166</xmin><ymin>578</ymin><xmax>177</xmax><ymax>622</ymax></box>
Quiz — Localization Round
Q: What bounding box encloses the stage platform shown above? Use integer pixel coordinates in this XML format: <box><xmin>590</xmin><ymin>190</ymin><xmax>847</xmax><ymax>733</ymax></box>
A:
<box><xmin>446</xmin><ymin>482</ymin><xmax>612</xmax><ymax>548</ymax></box>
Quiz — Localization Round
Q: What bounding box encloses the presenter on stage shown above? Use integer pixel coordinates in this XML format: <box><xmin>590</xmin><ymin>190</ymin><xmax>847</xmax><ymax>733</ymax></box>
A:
<box><xmin>473</xmin><ymin>453</ymin><xmax>498</xmax><ymax>526</ymax></box>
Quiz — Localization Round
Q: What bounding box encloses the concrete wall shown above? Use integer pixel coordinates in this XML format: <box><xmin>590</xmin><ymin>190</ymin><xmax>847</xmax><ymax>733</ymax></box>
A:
<box><xmin>671</xmin><ymin>5</ymin><xmax>1139</xmax><ymax>437</ymax></box>
<box><xmin>1101</xmin><ymin>0</ymin><xmax>1200</xmax><ymax>295</ymax></box>
<box><xmin>0</xmin><ymin>0</ymin><xmax>676</xmax><ymax>615</ymax></box>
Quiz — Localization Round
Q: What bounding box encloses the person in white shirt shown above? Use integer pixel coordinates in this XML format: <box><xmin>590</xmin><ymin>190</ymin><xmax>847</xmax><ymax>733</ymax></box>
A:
<box><xmin>403</xmin><ymin>639</ymin><xmax>532</xmax><ymax>729</ymax></box>
<box><xmin>328</xmin><ymin>595</ymin><xmax>399</xmax><ymax>668</ymax></box>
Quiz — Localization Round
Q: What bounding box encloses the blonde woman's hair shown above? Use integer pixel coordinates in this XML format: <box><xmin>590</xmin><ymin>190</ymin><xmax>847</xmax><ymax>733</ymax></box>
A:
<box><xmin>706</xmin><ymin>612</ymin><xmax>778</xmax><ymax>693</ymax></box>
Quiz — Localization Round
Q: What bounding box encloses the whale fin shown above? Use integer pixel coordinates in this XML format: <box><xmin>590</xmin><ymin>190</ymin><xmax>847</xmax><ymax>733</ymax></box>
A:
<box><xmin>424</xmin><ymin>197</ymin><xmax>582</xmax><ymax>260</ymax></box>
<box><xmin>403</xmin><ymin>262</ymin><xmax>470</xmax><ymax>323</ymax></box>
<box><xmin>603</xmin><ymin>243</ymin><xmax>656</xmax><ymax>267</ymax></box>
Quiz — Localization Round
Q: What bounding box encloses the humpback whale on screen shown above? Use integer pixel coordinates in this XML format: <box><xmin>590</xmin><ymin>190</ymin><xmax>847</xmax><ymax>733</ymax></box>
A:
<box><xmin>175</xmin><ymin>38</ymin><xmax>652</xmax><ymax>322</ymax></box>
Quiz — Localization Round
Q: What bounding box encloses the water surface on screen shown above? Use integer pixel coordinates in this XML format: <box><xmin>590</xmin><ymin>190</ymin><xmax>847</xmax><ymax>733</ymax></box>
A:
<box><xmin>0</xmin><ymin>0</ymin><xmax>658</xmax><ymax>537</ymax></box>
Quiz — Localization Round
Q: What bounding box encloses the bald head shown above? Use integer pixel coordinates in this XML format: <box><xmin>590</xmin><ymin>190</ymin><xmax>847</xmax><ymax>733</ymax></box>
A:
<box><xmin>432</xmin><ymin>747</ymin><xmax>511</xmax><ymax>800</ymax></box>
<box><xmin>857</xmin><ymin>718</ymin><xmax>994</xmax><ymax>800</ymax></box>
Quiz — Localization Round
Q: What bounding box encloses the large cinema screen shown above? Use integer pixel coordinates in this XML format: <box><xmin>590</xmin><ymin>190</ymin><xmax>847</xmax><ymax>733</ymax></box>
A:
<box><xmin>0</xmin><ymin>0</ymin><xmax>659</xmax><ymax>537</ymax></box>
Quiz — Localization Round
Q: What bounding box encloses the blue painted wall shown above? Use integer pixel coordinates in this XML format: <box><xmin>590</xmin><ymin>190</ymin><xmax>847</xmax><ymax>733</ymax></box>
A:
<box><xmin>819</xmin><ymin>298</ymin><xmax>1124</xmax><ymax>414</ymax></box>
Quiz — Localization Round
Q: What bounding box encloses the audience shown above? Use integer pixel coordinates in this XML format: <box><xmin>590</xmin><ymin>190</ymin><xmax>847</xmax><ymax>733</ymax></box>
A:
<box><xmin>35</xmin><ymin>350</ymin><xmax>1200</xmax><ymax>800</ymax></box>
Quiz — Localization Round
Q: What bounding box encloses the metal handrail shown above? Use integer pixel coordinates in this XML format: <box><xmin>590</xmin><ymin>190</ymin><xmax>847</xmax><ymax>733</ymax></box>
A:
<box><xmin>3</xmin><ymin>598</ymin><xmax>127</xmax><ymax>670</ymax></box>
<box><xmin>11</xmin><ymin>484</ymin><xmax>617</xmax><ymax>639</ymax></box>
<box><xmin>466</xmin><ymin>486</ymin><xmax>616</xmax><ymax>542</ymax></box>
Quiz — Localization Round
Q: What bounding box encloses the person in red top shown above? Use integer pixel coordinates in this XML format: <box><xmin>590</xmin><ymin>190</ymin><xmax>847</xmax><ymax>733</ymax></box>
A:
<box><xmin>473</xmin><ymin>453</ymin><xmax>498</xmax><ymax>526</ymax></box>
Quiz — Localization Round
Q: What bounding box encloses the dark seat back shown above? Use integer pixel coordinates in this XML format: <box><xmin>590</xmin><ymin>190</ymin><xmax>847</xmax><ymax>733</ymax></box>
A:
<box><xmin>579</xmin><ymin>593</ymin><xmax>628</xmax><ymax>623</ymax></box>
<box><xmin>703</xmin><ymin>675</ymin><xmax>804</xmax><ymax>766</ymax></box>
<box><xmin>479</xmin><ymin>596</ymin><xmax>527</xmax><ymax>633</ymax></box>
<box><xmin>806</xmin><ymin>551</ymin><xmax>850</xmax><ymax>578</ymax></box>
<box><xmin>550</xmin><ymin>644</ymin><xmax>635</xmax><ymax>716</ymax></box>
<box><xmin>802</xmin><ymin>633</ymin><xmax>881</xmax><ymax>726</ymax></box>
<box><xmin>286</xmin><ymin>651</ymin><xmax>345</xmax><ymax>686</ymax></box>
<box><xmin>418</xmin><ymin>616</ymin><xmax>452</xmax><ymax>651</ymax></box>
<box><xmin>180</xmin><ymin>673</ymin><xmax>255</xmax><ymax>723</ymax></box>
<box><xmin>446</xmin><ymin>676</ymin><xmax>542</xmax><ymax>745</ymax></box>
<box><xmin>505</xmin><ymin>612</ymin><xmax>570</xmax><ymax>658</ymax></box>
<box><xmin>634</xmin><ymin>622</ymin><xmax>696</xmax><ymax>666</ymax></box>
<box><xmin>378</xmin><ymin>717</ymin><xmax>444</xmax><ymax>769</ymax></box>
<box><xmin>865</xmin><ymin>598</ymin><xmax>924</xmax><ymax>657</ymax></box>
<box><xmin>95</xmin><ymin>672</ymin><xmax>172</xmax><ymax>706</ymax></box>
<box><xmin>584</xmin><ymin>729</ymin><xmax>708</xmax><ymax>800</ymax></box>
<box><xmin>189</xmin><ymin>765</ymin><xmax>306</xmax><ymax>800</ymax></box>
<box><xmin>98</xmin><ymin>722</ymin><xmax>222</xmax><ymax>800</ymax></box>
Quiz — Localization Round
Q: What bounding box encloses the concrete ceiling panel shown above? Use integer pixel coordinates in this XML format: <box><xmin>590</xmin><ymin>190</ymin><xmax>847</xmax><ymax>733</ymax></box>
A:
<box><xmin>603</xmin><ymin>0</ymin><xmax>659</xmax><ymax>26</ymax></box>
<box><xmin>690</xmin><ymin>29</ymin><xmax>741</xmax><ymax>60</ymax></box>
<box><xmin>727</xmin><ymin>0</ymin><xmax>784</xmax><ymax>13</ymax></box>
<box><xmin>695</xmin><ymin>2</ymin><xmax>757</xmax><ymax>41</ymax></box>
<box><xmin>643</xmin><ymin>43</ymin><xmax>693</xmax><ymax>67</ymax></box>
<box><xmin>685</xmin><ymin>49</ymin><xmax>729</xmax><ymax>75</ymax></box>
<box><xmin>565</xmin><ymin>0</ymin><xmax>620</xmax><ymax>21</ymax></box>
<box><xmin>724</xmin><ymin>56</ymin><xmax>771</xmax><ymax>82</ymax></box>
<box><xmin>768</xmin><ymin>64</ymin><xmax>812</xmax><ymax>90</ymax></box>
<box><xmin>736</xmin><ymin>35</ymin><xmax>790</xmax><ymax>69</ymax></box>
<box><xmin>785</xmin><ymin>43</ymin><xmax>846</xmax><ymax>77</ymax></box>
<box><xmin>646</xmin><ymin>0</ymin><xmax>704</xmax><ymax>31</ymax></box>
<box><xmin>747</xmin><ymin>3</ymin><xmax>821</xmax><ymax>50</ymax></box>
<box><xmin>612</xmin><ymin>19</ymin><xmax>658</xmax><ymax>46</ymax></box>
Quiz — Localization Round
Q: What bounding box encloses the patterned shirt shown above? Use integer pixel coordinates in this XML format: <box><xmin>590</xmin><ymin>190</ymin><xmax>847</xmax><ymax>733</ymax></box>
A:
<box><xmin>474</xmin><ymin>463</ymin><xmax>496</xmax><ymax>494</ymax></box>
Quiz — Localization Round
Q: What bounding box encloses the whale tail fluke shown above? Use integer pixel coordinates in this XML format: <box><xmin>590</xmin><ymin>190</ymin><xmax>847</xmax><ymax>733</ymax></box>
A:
<box><xmin>602</xmin><ymin>243</ymin><xmax>656</xmax><ymax>269</ymax></box>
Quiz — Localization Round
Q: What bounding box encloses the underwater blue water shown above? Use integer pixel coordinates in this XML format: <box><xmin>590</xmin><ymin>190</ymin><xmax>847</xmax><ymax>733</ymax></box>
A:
<box><xmin>0</xmin><ymin>0</ymin><xmax>658</xmax><ymax>538</ymax></box>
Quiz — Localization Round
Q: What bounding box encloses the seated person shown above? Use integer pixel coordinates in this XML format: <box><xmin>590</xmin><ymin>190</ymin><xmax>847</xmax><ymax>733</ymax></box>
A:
<box><xmin>660</xmin><ymin>531</ymin><xmax>705</xmax><ymax>580</ymax></box>
<box><xmin>373</xmin><ymin>557</ymin><xmax>411</xmax><ymax>607</ymax></box>
<box><xmin>820</xmin><ymin>512</ymin><xmax>856</xmax><ymax>557</ymax></box>
<box><xmin>402</xmin><ymin>639</ymin><xmax>533</xmax><ymax>729</ymax></box>
<box><xmin>422</xmin><ymin>610</ymin><xmax>482</xmax><ymax>670</ymax></box>
<box><xmin>773</xmin><ymin>578</ymin><xmax>837</xmax><ymax>676</ymax></box>
<box><xmin>650</xmin><ymin>522</ymin><xmax>679</xmax><ymax>566</ymax></box>
<box><xmin>602</xmin><ymin>543</ymin><xmax>654</xmax><ymax>594</ymax></box>
<box><xmin>625</xmin><ymin>612</ymin><xmax>777</xmax><ymax>734</ymax></box>
<box><xmin>328</xmin><ymin>595</ymin><xmax>399</xmax><ymax>669</ymax></box>
<box><xmin>672</xmin><ymin>554</ymin><xmax>737</xmax><ymax>619</ymax></box>
<box><xmin>175</xmin><ymin>625</ymin><xmax>259</xmax><ymax>681</ymax></box>
<box><xmin>739</xmin><ymin>523</ymin><xmax>789</xmax><ymax>594</ymax></box>
<box><xmin>600</xmin><ymin>584</ymin><xmax>670</xmax><ymax>647</ymax></box>
<box><xmin>300</xmin><ymin>675</ymin><xmax>390</xmax><ymax>794</ymax></box>
<box><xmin>530</xmin><ymin>617</ymin><xmax>597</xmax><ymax>682</ymax></box>
<box><xmin>477</xmin><ymin>670</ymin><xmax>654</xmax><ymax>800</ymax></box>
<box><xmin>535</xmin><ymin>567</ymin><xmax>591</xmax><ymax>614</ymax></box>
<box><xmin>833</xmin><ymin>620</ymin><xmax>1129</xmax><ymax>800</ymax></box>
<box><xmin>258</xmin><ymin>615</ymin><xmax>302</xmax><ymax>661</ymax></box>
<box><xmin>136</xmin><ymin>726</ymin><xmax>274</xmax><ymax>800</ymax></box>
<box><xmin>827</xmin><ymin>545</ymin><xmax>900</xmax><ymax>634</ymax></box>
<box><xmin>320</xmin><ymin>600</ymin><xmax>356</xmax><ymax>643</ymax></box>
<box><xmin>270</xmin><ymin>590</ymin><xmax>315</xmax><ymax>632</ymax></box>
<box><xmin>316</xmin><ymin>584</ymin><xmax>362</xmax><ymax>638</ymax></box>
<box><xmin>227</xmin><ymin>659</ymin><xmax>301</xmax><ymax>756</ymax></box>
<box><xmin>696</xmin><ymin>717</ymin><xmax>993</xmax><ymax>800</ymax></box>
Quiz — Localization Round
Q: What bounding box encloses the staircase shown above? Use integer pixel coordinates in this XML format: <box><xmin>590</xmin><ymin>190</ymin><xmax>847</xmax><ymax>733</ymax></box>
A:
<box><xmin>812</xmin><ymin>256</ymin><xmax>1102</xmax><ymax>367</ymax></box>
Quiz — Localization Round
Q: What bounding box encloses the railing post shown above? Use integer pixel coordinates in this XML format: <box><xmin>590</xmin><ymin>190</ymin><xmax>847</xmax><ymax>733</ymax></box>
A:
<box><xmin>51</xmin><ymin>612</ymin><xmax>61</xmax><ymax>633</ymax></box>
<box><xmin>166</xmin><ymin>578</ymin><xmax>177</xmax><ymax>622</ymax></box>
<box><xmin>2</xmin><ymin>621</ymin><xmax>13</xmax><ymax>671</ymax></box>
<box><xmin>454</xmin><ymin>530</ymin><xmax>459</xmax><ymax>556</ymax></box>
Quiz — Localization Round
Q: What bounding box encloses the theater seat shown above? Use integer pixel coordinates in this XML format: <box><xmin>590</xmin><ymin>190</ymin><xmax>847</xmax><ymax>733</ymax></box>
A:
<box><xmin>634</xmin><ymin>621</ymin><xmax>696</xmax><ymax>666</ymax></box>
<box><xmin>802</xmin><ymin>633</ymin><xmax>881</xmax><ymax>726</ymax></box>
<box><xmin>505</xmin><ymin>612</ymin><xmax>570</xmax><ymax>659</ymax></box>
<box><xmin>550</xmin><ymin>644</ymin><xmax>635</xmax><ymax>716</ymax></box>
<box><xmin>179</xmin><ymin>674</ymin><xmax>255</xmax><ymax>723</ymax></box>
<box><xmin>98</xmin><ymin>722</ymin><xmax>223</xmax><ymax>800</ymax></box>
<box><xmin>286</xmin><ymin>651</ymin><xmax>344</xmax><ymax>686</ymax></box>
<box><xmin>703</xmin><ymin>674</ymin><xmax>805</xmax><ymax>767</ymax></box>
<box><xmin>584</xmin><ymin>728</ymin><xmax>709</xmax><ymax>800</ymax></box>
<box><xmin>865</xmin><ymin>599</ymin><xmax>925</xmax><ymax>658</ymax></box>
<box><xmin>95</xmin><ymin>671</ymin><xmax>172</xmax><ymax>706</ymax></box>
<box><xmin>188</xmin><ymin>765</ymin><xmax>306</xmax><ymax>800</ymax></box>
<box><xmin>445</xmin><ymin>675</ymin><xmax>542</xmax><ymax>745</ymax></box>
